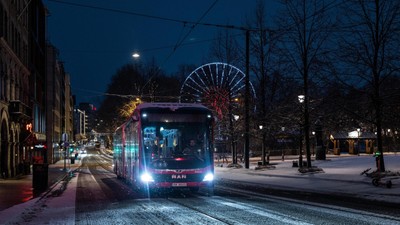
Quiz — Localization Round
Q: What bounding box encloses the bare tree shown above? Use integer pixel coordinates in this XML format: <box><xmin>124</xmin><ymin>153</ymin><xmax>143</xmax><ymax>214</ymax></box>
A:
<box><xmin>337</xmin><ymin>0</ymin><xmax>400</xmax><ymax>172</ymax></box>
<box><xmin>96</xmin><ymin>64</ymin><xmax>145</xmax><ymax>134</ymax></box>
<box><xmin>209</xmin><ymin>29</ymin><xmax>242</xmax><ymax>65</ymax></box>
<box><xmin>275</xmin><ymin>0</ymin><xmax>336</xmax><ymax>168</ymax></box>
<box><xmin>247</xmin><ymin>0</ymin><xmax>286</xmax><ymax>165</ymax></box>
<box><xmin>174</xmin><ymin>64</ymin><xmax>197</xmax><ymax>84</ymax></box>
<box><xmin>96</xmin><ymin>62</ymin><xmax>180</xmax><ymax>134</ymax></box>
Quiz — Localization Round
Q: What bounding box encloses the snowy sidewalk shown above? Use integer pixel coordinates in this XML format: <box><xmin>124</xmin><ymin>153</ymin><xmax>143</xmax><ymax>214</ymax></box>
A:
<box><xmin>0</xmin><ymin>159</ymin><xmax>81</xmax><ymax>224</ymax></box>
<box><xmin>215</xmin><ymin>154</ymin><xmax>400</xmax><ymax>204</ymax></box>
<box><xmin>0</xmin><ymin>173</ymin><xmax>78</xmax><ymax>224</ymax></box>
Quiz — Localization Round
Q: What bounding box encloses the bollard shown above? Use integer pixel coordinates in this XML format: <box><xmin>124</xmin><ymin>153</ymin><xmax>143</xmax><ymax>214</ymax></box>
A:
<box><xmin>32</xmin><ymin>164</ymin><xmax>48</xmax><ymax>190</ymax></box>
<box><xmin>374</xmin><ymin>151</ymin><xmax>381</xmax><ymax>172</ymax></box>
<box><xmin>375</xmin><ymin>156</ymin><xmax>380</xmax><ymax>172</ymax></box>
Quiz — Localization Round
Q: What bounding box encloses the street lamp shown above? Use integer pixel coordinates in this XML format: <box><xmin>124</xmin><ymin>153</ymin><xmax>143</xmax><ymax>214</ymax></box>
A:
<box><xmin>281</xmin><ymin>127</ymin><xmax>285</xmax><ymax>161</ymax></box>
<box><xmin>132</xmin><ymin>52</ymin><xmax>140</xmax><ymax>58</ymax></box>
<box><xmin>298</xmin><ymin>95</ymin><xmax>305</xmax><ymax>103</ymax></box>
<box><xmin>357</xmin><ymin>128</ymin><xmax>361</xmax><ymax>156</ymax></box>
<box><xmin>395</xmin><ymin>131</ymin><xmax>398</xmax><ymax>152</ymax></box>
<box><xmin>387</xmin><ymin>129</ymin><xmax>391</xmax><ymax>152</ymax></box>
<box><xmin>259</xmin><ymin>124</ymin><xmax>266</xmax><ymax>165</ymax></box>
<box><xmin>298</xmin><ymin>95</ymin><xmax>305</xmax><ymax>167</ymax></box>
<box><xmin>312</xmin><ymin>131</ymin><xmax>316</xmax><ymax>156</ymax></box>
<box><xmin>231</xmin><ymin>114</ymin><xmax>240</xmax><ymax>164</ymax></box>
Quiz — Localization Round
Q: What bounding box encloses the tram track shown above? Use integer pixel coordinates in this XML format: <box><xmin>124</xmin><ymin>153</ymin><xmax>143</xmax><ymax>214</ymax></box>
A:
<box><xmin>164</xmin><ymin>189</ymin><xmax>315</xmax><ymax>225</ymax></box>
<box><xmin>83</xmin><ymin>152</ymin><xmax>114</xmax><ymax>173</ymax></box>
<box><xmin>163</xmin><ymin>185</ymin><xmax>400</xmax><ymax>225</ymax></box>
<box><xmin>213</xmin><ymin>184</ymin><xmax>400</xmax><ymax>224</ymax></box>
<box><xmin>165</xmin><ymin>193</ymin><xmax>234</xmax><ymax>225</ymax></box>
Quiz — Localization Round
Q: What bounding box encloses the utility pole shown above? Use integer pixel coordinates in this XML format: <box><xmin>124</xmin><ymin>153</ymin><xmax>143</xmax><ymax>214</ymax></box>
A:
<box><xmin>244</xmin><ymin>30</ymin><xmax>250</xmax><ymax>169</ymax></box>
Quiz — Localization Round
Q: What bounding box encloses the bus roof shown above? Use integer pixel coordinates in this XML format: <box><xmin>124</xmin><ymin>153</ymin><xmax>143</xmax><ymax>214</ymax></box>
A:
<box><xmin>135</xmin><ymin>102</ymin><xmax>209</xmax><ymax>111</ymax></box>
<box><xmin>114</xmin><ymin>102</ymin><xmax>211</xmax><ymax>133</ymax></box>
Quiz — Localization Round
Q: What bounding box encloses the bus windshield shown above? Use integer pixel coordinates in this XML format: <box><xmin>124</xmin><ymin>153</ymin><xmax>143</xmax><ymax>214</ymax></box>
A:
<box><xmin>142</xmin><ymin>123</ymin><xmax>210</xmax><ymax>162</ymax></box>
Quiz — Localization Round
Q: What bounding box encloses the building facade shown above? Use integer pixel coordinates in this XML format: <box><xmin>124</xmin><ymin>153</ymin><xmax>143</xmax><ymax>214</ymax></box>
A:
<box><xmin>0</xmin><ymin>0</ymin><xmax>74</xmax><ymax>178</ymax></box>
<box><xmin>78</xmin><ymin>103</ymin><xmax>97</xmax><ymax>137</ymax></box>
<box><xmin>73</xmin><ymin>108</ymin><xmax>87</xmax><ymax>144</ymax></box>
<box><xmin>0</xmin><ymin>0</ymin><xmax>46</xmax><ymax>178</ymax></box>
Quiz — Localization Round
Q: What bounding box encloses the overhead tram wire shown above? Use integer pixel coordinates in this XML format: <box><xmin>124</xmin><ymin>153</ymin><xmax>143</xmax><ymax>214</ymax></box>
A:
<box><xmin>48</xmin><ymin>0</ymin><xmax>348</xmax><ymax>43</ymax></box>
<box><xmin>51</xmin><ymin>35</ymin><xmax>243</xmax><ymax>56</ymax></box>
<box><xmin>165</xmin><ymin>0</ymin><xmax>219</xmax><ymax>59</ymax></box>
<box><xmin>140</xmin><ymin>0</ymin><xmax>219</xmax><ymax>96</ymax></box>
<box><xmin>47</xmin><ymin>0</ymin><xmax>259</xmax><ymax>33</ymax></box>
<box><xmin>48</xmin><ymin>0</ymin><xmax>186</xmax><ymax>24</ymax></box>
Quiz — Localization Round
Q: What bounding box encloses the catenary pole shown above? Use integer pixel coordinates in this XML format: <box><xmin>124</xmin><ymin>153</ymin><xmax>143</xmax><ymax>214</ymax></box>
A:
<box><xmin>244</xmin><ymin>30</ymin><xmax>250</xmax><ymax>169</ymax></box>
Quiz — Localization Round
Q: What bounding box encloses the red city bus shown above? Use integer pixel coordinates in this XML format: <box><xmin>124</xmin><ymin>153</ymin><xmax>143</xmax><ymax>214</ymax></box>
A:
<box><xmin>113</xmin><ymin>102</ymin><xmax>214</xmax><ymax>194</ymax></box>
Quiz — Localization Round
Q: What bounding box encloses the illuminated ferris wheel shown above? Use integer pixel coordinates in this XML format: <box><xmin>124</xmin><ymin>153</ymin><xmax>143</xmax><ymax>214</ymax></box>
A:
<box><xmin>179</xmin><ymin>62</ymin><xmax>256</xmax><ymax>119</ymax></box>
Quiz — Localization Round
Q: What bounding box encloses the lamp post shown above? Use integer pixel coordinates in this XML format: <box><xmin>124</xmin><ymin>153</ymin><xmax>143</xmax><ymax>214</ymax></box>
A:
<box><xmin>231</xmin><ymin>114</ymin><xmax>240</xmax><ymax>164</ymax></box>
<box><xmin>281</xmin><ymin>127</ymin><xmax>285</xmax><ymax>161</ymax></box>
<box><xmin>357</xmin><ymin>128</ymin><xmax>361</xmax><ymax>156</ymax></box>
<box><xmin>387</xmin><ymin>129</ymin><xmax>391</xmax><ymax>152</ymax></box>
<box><xmin>298</xmin><ymin>95</ymin><xmax>305</xmax><ymax>167</ymax></box>
<box><xmin>395</xmin><ymin>131</ymin><xmax>398</xmax><ymax>153</ymax></box>
<box><xmin>312</xmin><ymin>131</ymin><xmax>316</xmax><ymax>156</ymax></box>
<box><xmin>259</xmin><ymin>125</ymin><xmax>266</xmax><ymax>165</ymax></box>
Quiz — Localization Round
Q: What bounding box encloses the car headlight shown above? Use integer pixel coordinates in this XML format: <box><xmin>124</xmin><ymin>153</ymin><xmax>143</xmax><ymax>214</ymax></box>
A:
<box><xmin>202</xmin><ymin>173</ymin><xmax>214</xmax><ymax>182</ymax></box>
<box><xmin>140</xmin><ymin>173</ymin><xmax>154</xmax><ymax>182</ymax></box>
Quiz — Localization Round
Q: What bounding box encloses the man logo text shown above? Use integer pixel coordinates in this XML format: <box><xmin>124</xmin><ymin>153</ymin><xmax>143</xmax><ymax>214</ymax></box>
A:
<box><xmin>172</xmin><ymin>174</ymin><xmax>186</xmax><ymax>179</ymax></box>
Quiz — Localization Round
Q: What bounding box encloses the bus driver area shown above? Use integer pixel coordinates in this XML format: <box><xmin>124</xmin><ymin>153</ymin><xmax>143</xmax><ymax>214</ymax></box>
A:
<box><xmin>144</xmin><ymin>128</ymin><xmax>204</xmax><ymax>159</ymax></box>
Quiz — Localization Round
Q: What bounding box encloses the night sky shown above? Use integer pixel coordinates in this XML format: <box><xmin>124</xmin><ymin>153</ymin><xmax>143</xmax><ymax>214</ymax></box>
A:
<box><xmin>44</xmin><ymin>0</ymin><xmax>280</xmax><ymax>105</ymax></box>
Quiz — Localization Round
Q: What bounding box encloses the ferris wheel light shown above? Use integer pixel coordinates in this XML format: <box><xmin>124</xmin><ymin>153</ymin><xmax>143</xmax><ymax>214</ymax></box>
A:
<box><xmin>180</xmin><ymin>62</ymin><xmax>256</xmax><ymax>118</ymax></box>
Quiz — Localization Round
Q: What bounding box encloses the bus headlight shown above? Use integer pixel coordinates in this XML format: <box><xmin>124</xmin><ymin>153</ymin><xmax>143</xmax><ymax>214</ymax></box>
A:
<box><xmin>202</xmin><ymin>173</ymin><xmax>214</xmax><ymax>182</ymax></box>
<box><xmin>140</xmin><ymin>173</ymin><xmax>154</xmax><ymax>182</ymax></box>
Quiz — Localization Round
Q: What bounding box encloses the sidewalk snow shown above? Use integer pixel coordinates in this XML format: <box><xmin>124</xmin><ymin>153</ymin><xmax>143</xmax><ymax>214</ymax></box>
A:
<box><xmin>215</xmin><ymin>154</ymin><xmax>400</xmax><ymax>204</ymax></box>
